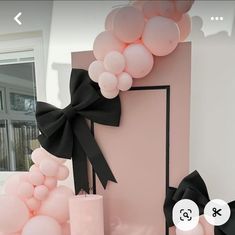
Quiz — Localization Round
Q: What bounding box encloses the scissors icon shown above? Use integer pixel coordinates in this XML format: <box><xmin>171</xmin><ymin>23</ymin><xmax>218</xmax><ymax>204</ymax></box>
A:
<box><xmin>212</xmin><ymin>207</ymin><xmax>222</xmax><ymax>217</ymax></box>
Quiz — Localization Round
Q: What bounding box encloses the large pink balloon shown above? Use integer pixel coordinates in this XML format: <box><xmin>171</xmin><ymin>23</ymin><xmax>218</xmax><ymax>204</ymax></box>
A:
<box><xmin>123</xmin><ymin>44</ymin><xmax>154</xmax><ymax>78</ymax></box>
<box><xmin>142</xmin><ymin>16</ymin><xmax>180</xmax><ymax>56</ymax></box>
<box><xmin>143</xmin><ymin>1</ymin><xmax>160</xmax><ymax>19</ymax></box>
<box><xmin>175</xmin><ymin>0</ymin><xmax>194</xmax><ymax>14</ymax></box>
<box><xmin>177</xmin><ymin>13</ymin><xmax>191</xmax><ymax>41</ymax></box>
<box><xmin>132</xmin><ymin>1</ymin><xmax>145</xmax><ymax>11</ymax></box>
<box><xmin>38</xmin><ymin>186</ymin><xmax>74</xmax><ymax>224</ymax></box>
<box><xmin>88</xmin><ymin>60</ymin><xmax>105</xmax><ymax>82</ymax></box>
<box><xmin>93</xmin><ymin>31</ymin><xmax>125</xmax><ymax>60</ymax></box>
<box><xmin>113</xmin><ymin>6</ymin><xmax>145</xmax><ymax>43</ymax></box>
<box><xmin>158</xmin><ymin>0</ymin><xmax>175</xmax><ymax>18</ymax></box>
<box><xmin>22</xmin><ymin>216</ymin><xmax>62</xmax><ymax>235</ymax></box>
<box><xmin>0</xmin><ymin>195</ymin><xmax>30</xmax><ymax>233</ymax></box>
<box><xmin>176</xmin><ymin>222</ymin><xmax>204</xmax><ymax>235</ymax></box>
<box><xmin>105</xmin><ymin>8</ymin><xmax>120</xmax><ymax>31</ymax></box>
<box><xmin>4</xmin><ymin>174</ymin><xmax>20</xmax><ymax>196</ymax></box>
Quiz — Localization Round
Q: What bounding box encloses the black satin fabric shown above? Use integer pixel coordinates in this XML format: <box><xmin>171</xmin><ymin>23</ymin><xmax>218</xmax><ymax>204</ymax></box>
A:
<box><xmin>36</xmin><ymin>69</ymin><xmax>121</xmax><ymax>194</ymax></box>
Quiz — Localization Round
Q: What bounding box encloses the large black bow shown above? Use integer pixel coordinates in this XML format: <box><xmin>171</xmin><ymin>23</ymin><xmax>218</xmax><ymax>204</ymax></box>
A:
<box><xmin>164</xmin><ymin>171</ymin><xmax>235</xmax><ymax>235</ymax></box>
<box><xmin>36</xmin><ymin>69</ymin><xmax>121</xmax><ymax>194</ymax></box>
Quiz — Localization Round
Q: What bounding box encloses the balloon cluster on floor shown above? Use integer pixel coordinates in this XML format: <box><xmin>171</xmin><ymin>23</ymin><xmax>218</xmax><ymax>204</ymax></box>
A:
<box><xmin>0</xmin><ymin>148</ymin><xmax>73</xmax><ymax>235</ymax></box>
<box><xmin>88</xmin><ymin>0</ymin><xmax>194</xmax><ymax>99</ymax></box>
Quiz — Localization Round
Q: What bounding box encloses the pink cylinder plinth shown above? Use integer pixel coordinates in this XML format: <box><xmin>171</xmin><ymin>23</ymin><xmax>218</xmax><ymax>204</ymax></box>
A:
<box><xmin>69</xmin><ymin>194</ymin><xmax>104</xmax><ymax>235</ymax></box>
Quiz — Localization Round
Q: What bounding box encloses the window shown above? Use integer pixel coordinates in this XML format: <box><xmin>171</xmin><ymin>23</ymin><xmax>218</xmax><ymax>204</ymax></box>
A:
<box><xmin>0</xmin><ymin>51</ymin><xmax>40</xmax><ymax>171</ymax></box>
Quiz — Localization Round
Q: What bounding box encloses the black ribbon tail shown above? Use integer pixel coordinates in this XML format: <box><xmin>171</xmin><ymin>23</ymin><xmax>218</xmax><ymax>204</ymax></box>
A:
<box><xmin>73</xmin><ymin>117</ymin><xmax>117</xmax><ymax>190</ymax></box>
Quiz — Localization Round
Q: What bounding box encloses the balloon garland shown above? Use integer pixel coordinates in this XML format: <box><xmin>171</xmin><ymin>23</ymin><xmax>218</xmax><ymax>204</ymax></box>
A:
<box><xmin>0</xmin><ymin>148</ymin><xmax>73</xmax><ymax>235</ymax></box>
<box><xmin>88</xmin><ymin>0</ymin><xmax>194</xmax><ymax>99</ymax></box>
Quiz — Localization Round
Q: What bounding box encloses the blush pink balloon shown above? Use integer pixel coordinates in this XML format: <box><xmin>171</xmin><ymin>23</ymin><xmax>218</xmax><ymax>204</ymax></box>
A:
<box><xmin>158</xmin><ymin>0</ymin><xmax>175</xmax><ymax>18</ymax></box>
<box><xmin>98</xmin><ymin>72</ymin><xmax>118</xmax><ymax>91</ymax></box>
<box><xmin>19</xmin><ymin>173</ymin><xmax>30</xmax><ymax>183</ymax></box>
<box><xmin>142</xmin><ymin>16</ymin><xmax>180</xmax><ymax>56</ymax></box>
<box><xmin>143</xmin><ymin>1</ymin><xmax>160</xmax><ymax>19</ymax></box>
<box><xmin>177</xmin><ymin>13</ymin><xmax>191</xmax><ymax>41</ymax></box>
<box><xmin>104</xmin><ymin>51</ymin><xmax>125</xmax><ymax>75</ymax></box>
<box><xmin>123</xmin><ymin>44</ymin><xmax>154</xmax><ymax>78</ymax></box>
<box><xmin>4</xmin><ymin>174</ymin><xmax>20</xmax><ymax>196</ymax></box>
<box><xmin>56</xmin><ymin>166</ymin><xmax>69</xmax><ymax>181</ymax></box>
<box><xmin>26</xmin><ymin>197</ymin><xmax>41</xmax><ymax>212</ymax></box>
<box><xmin>200</xmin><ymin>216</ymin><xmax>214</xmax><ymax>235</ymax></box>
<box><xmin>175</xmin><ymin>0</ymin><xmax>194</xmax><ymax>14</ymax></box>
<box><xmin>132</xmin><ymin>1</ymin><xmax>145</xmax><ymax>11</ymax></box>
<box><xmin>44</xmin><ymin>149</ymin><xmax>67</xmax><ymax>164</ymax></box>
<box><xmin>22</xmin><ymin>216</ymin><xmax>62</xmax><ymax>235</ymax></box>
<box><xmin>61</xmin><ymin>222</ymin><xmax>70</xmax><ymax>235</ymax></box>
<box><xmin>176</xmin><ymin>222</ymin><xmax>204</xmax><ymax>235</ymax></box>
<box><xmin>28</xmin><ymin>171</ymin><xmax>45</xmax><ymax>186</ymax></box>
<box><xmin>38</xmin><ymin>186</ymin><xmax>74</xmax><ymax>224</ymax></box>
<box><xmin>0</xmin><ymin>195</ymin><xmax>30</xmax><ymax>233</ymax></box>
<box><xmin>101</xmin><ymin>88</ymin><xmax>119</xmax><ymax>99</ymax></box>
<box><xmin>31</xmin><ymin>148</ymin><xmax>48</xmax><ymax>165</ymax></box>
<box><xmin>93</xmin><ymin>31</ymin><xmax>125</xmax><ymax>60</ymax></box>
<box><xmin>88</xmin><ymin>60</ymin><xmax>105</xmax><ymax>82</ymax></box>
<box><xmin>105</xmin><ymin>8</ymin><xmax>120</xmax><ymax>30</ymax></box>
<box><xmin>17</xmin><ymin>182</ymin><xmax>34</xmax><ymax>199</ymax></box>
<box><xmin>117</xmin><ymin>72</ymin><xmax>133</xmax><ymax>91</ymax></box>
<box><xmin>34</xmin><ymin>185</ymin><xmax>49</xmax><ymax>201</ymax></box>
<box><xmin>29</xmin><ymin>164</ymin><xmax>40</xmax><ymax>173</ymax></box>
<box><xmin>44</xmin><ymin>177</ymin><xmax>57</xmax><ymax>190</ymax></box>
<box><xmin>39</xmin><ymin>159</ymin><xmax>59</xmax><ymax>177</ymax></box>
<box><xmin>113</xmin><ymin>6</ymin><xmax>145</xmax><ymax>43</ymax></box>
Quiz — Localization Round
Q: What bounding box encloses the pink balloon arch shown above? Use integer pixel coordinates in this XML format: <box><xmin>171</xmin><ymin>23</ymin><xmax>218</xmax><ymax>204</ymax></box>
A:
<box><xmin>89</xmin><ymin>0</ymin><xmax>194</xmax><ymax>99</ymax></box>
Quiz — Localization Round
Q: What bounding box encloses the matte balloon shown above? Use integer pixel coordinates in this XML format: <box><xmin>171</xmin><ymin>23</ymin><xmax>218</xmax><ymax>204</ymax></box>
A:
<box><xmin>38</xmin><ymin>186</ymin><xmax>74</xmax><ymax>224</ymax></box>
<box><xmin>176</xmin><ymin>222</ymin><xmax>204</xmax><ymax>235</ymax></box>
<box><xmin>19</xmin><ymin>173</ymin><xmax>30</xmax><ymax>183</ymax></box>
<box><xmin>158</xmin><ymin>0</ymin><xmax>175</xmax><ymax>18</ymax></box>
<box><xmin>132</xmin><ymin>0</ymin><xmax>145</xmax><ymax>11</ymax></box>
<box><xmin>39</xmin><ymin>159</ymin><xmax>59</xmax><ymax>177</ymax></box>
<box><xmin>105</xmin><ymin>8</ymin><xmax>120</xmax><ymax>30</ymax></box>
<box><xmin>117</xmin><ymin>72</ymin><xmax>133</xmax><ymax>91</ymax></box>
<box><xmin>0</xmin><ymin>195</ymin><xmax>29</xmax><ymax>233</ymax></box>
<box><xmin>93</xmin><ymin>31</ymin><xmax>125</xmax><ymax>60</ymax></box>
<box><xmin>31</xmin><ymin>148</ymin><xmax>48</xmax><ymax>165</ymax></box>
<box><xmin>4</xmin><ymin>174</ymin><xmax>20</xmax><ymax>196</ymax></box>
<box><xmin>143</xmin><ymin>1</ymin><xmax>160</xmax><ymax>19</ymax></box>
<box><xmin>29</xmin><ymin>164</ymin><xmax>40</xmax><ymax>173</ymax></box>
<box><xmin>142</xmin><ymin>16</ymin><xmax>180</xmax><ymax>56</ymax></box>
<box><xmin>104</xmin><ymin>51</ymin><xmax>126</xmax><ymax>74</ymax></box>
<box><xmin>175</xmin><ymin>0</ymin><xmax>194</xmax><ymax>14</ymax></box>
<box><xmin>56</xmin><ymin>166</ymin><xmax>69</xmax><ymax>181</ymax></box>
<box><xmin>44</xmin><ymin>149</ymin><xmax>67</xmax><ymax>164</ymax></box>
<box><xmin>28</xmin><ymin>171</ymin><xmax>45</xmax><ymax>186</ymax></box>
<box><xmin>98</xmin><ymin>72</ymin><xmax>118</xmax><ymax>91</ymax></box>
<box><xmin>44</xmin><ymin>177</ymin><xmax>57</xmax><ymax>189</ymax></box>
<box><xmin>26</xmin><ymin>197</ymin><xmax>41</xmax><ymax>212</ymax></box>
<box><xmin>177</xmin><ymin>13</ymin><xmax>191</xmax><ymax>41</ymax></box>
<box><xmin>101</xmin><ymin>88</ymin><xmax>119</xmax><ymax>99</ymax></box>
<box><xmin>113</xmin><ymin>6</ymin><xmax>145</xmax><ymax>43</ymax></box>
<box><xmin>22</xmin><ymin>216</ymin><xmax>62</xmax><ymax>235</ymax></box>
<box><xmin>34</xmin><ymin>185</ymin><xmax>49</xmax><ymax>201</ymax></box>
<box><xmin>88</xmin><ymin>60</ymin><xmax>105</xmax><ymax>82</ymax></box>
<box><xmin>123</xmin><ymin>44</ymin><xmax>154</xmax><ymax>78</ymax></box>
<box><xmin>17</xmin><ymin>182</ymin><xmax>34</xmax><ymax>198</ymax></box>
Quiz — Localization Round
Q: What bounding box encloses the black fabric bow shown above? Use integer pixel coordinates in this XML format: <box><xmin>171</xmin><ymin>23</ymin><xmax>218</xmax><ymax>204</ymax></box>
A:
<box><xmin>164</xmin><ymin>171</ymin><xmax>235</xmax><ymax>235</ymax></box>
<box><xmin>36</xmin><ymin>68</ymin><xmax>121</xmax><ymax>194</ymax></box>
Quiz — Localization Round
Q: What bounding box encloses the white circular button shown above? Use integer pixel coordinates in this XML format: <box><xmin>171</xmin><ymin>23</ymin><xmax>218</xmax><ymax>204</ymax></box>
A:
<box><xmin>204</xmin><ymin>199</ymin><xmax>231</xmax><ymax>226</ymax></box>
<box><xmin>173</xmin><ymin>199</ymin><xmax>199</xmax><ymax>231</ymax></box>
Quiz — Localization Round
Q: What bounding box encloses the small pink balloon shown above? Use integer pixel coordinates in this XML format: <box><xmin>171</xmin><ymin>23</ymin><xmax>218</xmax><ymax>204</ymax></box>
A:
<box><xmin>117</xmin><ymin>72</ymin><xmax>133</xmax><ymax>91</ymax></box>
<box><xmin>93</xmin><ymin>31</ymin><xmax>125</xmax><ymax>60</ymax></box>
<box><xmin>44</xmin><ymin>177</ymin><xmax>57</xmax><ymax>190</ymax></box>
<box><xmin>158</xmin><ymin>0</ymin><xmax>175</xmax><ymax>18</ymax></box>
<box><xmin>175</xmin><ymin>0</ymin><xmax>194</xmax><ymax>14</ymax></box>
<box><xmin>38</xmin><ymin>186</ymin><xmax>74</xmax><ymax>224</ymax></box>
<box><xmin>26</xmin><ymin>197</ymin><xmax>41</xmax><ymax>212</ymax></box>
<box><xmin>104</xmin><ymin>51</ymin><xmax>126</xmax><ymax>75</ymax></box>
<box><xmin>143</xmin><ymin>1</ymin><xmax>160</xmax><ymax>19</ymax></box>
<box><xmin>31</xmin><ymin>148</ymin><xmax>48</xmax><ymax>165</ymax></box>
<box><xmin>44</xmin><ymin>149</ymin><xmax>67</xmax><ymax>164</ymax></box>
<box><xmin>88</xmin><ymin>60</ymin><xmax>105</xmax><ymax>82</ymax></box>
<box><xmin>113</xmin><ymin>6</ymin><xmax>145</xmax><ymax>43</ymax></box>
<box><xmin>177</xmin><ymin>13</ymin><xmax>191</xmax><ymax>41</ymax></box>
<box><xmin>98</xmin><ymin>72</ymin><xmax>118</xmax><ymax>91</ymax></box>
<box><xmin>101</xmin><ymin>88</ymin><xmax>119</xmax><ymax>99</ymax></box>
<box><xmin>61</xmin><ymin>222</ymin><xmax>70</xmax><ymax>235</ymax></box>
<box><xmin>22</xmin><ymin>216</ymin><xmax>62</xmax><ymax>235</ymax></box>
<box><xmin>176</xmin><ymin>222</ymin><xmax>204</xmax><ymax>235</ymax></box>
<box><xmin>29</xmin><ymin>164</ymin><xmax>40</xmax><ymax>173</ymax></box>
<box><xmin>4</xmin><ymin>174</ymin><xmax>20</xmax><ymax>196</ymax></box>
<box><xmin>34</xmin><ymin>185</ymin><xmax>49</xmax><ymax>201</ymax></box>
<box><xmin>56</xmin><ymin>166</ymin><xmax>69</xmax><ymax>181</ymax></box>
<box><xmin>28</xmin><ymin>171</ymin><xmax>45</xmax><ymax>186</ymax></box>
<box><xmin>105</xmin><ymin>8</ymin><xmax>120</xmax><ymax>30</ymax></box>
<box><xmin>17</xmin><ymin>182</ymin><xmax>34</xmax><ymax>199</ymax></box>
<box><xmin>123</xmin><ymin>44</ymin><xmax>154</xmax><ymax>78</ymax></box>
<box><xmin>39</xmin><ymin>159</ymin><xmax>59</xmax><ymax>177</ymax></box>
<box><xmin>142</xmin><ymin>16</ymin><xmax>180</xmax><ymax>56</ymax></box>
<box><xmin>0</xmin><ymin>195</ymin><xmax>30</xmax><ymax>233</ymax></box>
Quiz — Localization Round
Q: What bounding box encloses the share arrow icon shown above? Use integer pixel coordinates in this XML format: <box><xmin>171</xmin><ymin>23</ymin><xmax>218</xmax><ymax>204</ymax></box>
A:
<box><xmin>14</xmin><ymin>12</ymin><xmax>22</xmax><ymax>25</ymax></box>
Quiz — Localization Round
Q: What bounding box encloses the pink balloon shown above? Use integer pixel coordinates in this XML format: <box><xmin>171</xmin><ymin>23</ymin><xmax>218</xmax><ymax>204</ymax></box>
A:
<box><xmin>123</xmin><ymin>44</ymin><xmax>154</xmax><ymax>78</ymax></box>
<box><xmin>88</xmin><ymin>60</ymin><xmax>105</xmax><ymax>82</ymax></box>
<box><xmin>38</xmin><ymin>186</ymin><xmax>74</xmax><ymax>224</ymax></box>
<box><xmin>142</xmin><ymin>16</ymin><xmax>180</xmax><ymax>56</ymax></box>
<box><xmin>31</xmin><ymin>148</ymin><xmax>48</xmax><ymax>165</ymax></box>
<box><xmin>98</xmin><ymin>72</ymin><xmax>118</xmax><ymax>91</ymax></box>
<box><xmin>176</xmin><ymin>222</ymin><xmax>204</xmax><ymax>235</ymax></box>
<box><xmin>17</xmin><ymin>182</ymin><xmax>34</xmax><ymax>199</ymax></box>
<box><xmin>26</xmin><ymin>197</ymin><xmax>41</xmax><ymax>212</ymax></box>
<box><xmin>19</xmin><ymin>173</ymin><xmax>30</xmax><ymax>183</ymax></box>
<box><xmin>56</xmin><ymin>166</ymin><xmax>69</xmax><ymax>181</ymax></box>
<box><xmin>104</xmin><ymin>51</ymin><xmax>126</xmax><ymax>75</ymax></box>
<box><xmin>113</xmin><ymin>6</ymin><xmax>145</xmax><ymax>43</ymax></box>
<box><xmin>143</xmin><ymin>1</ymin><xmax>160</xmax><ymax>19</ymax></box>
<box><xmin>170</xmin><ymin>8</ymin><xmax>183</xmax><ymax>22</ymax></box>
<box><xmin>0</xmin><ymin>195</ymin><xmax>30</xmax><ymax>233</ymax></box>
<box><xmin>132</xmin><ymin>1</ymin><xmax>145</xmax><ymax>11</ymax></box>
<box><xmin>175</xmin><ymin>0</ymin><xmax>194</xmax><ymax>14</ymax></box>
<box><xmin>200</xmin><ymin>216</ymin><xmax>214</xmax><ymax>235</ymax></box>
<box><xmin>29</xmin><ymin>164</ymin><xmax>40</xmax><ymax>173</ymax></box>
<box><xmin>34</xmin><ymin>185</ymin><xmax>49</xmax><ymax>201</ymax></box>
<box><xmin>61</xmin><ymin>222</ymin><xmax>70</xmax><ymax>235</ymax></box>
<box><xmin>177</xmin><ymin>13</ymin><xmax>191</xmax><ymax>41</ymax></box>
<box><xmin>28</xmin><ymin>171</ymin><xmax>45</xmax><ymax>186</ymax></box>
<box><xmin>158</xmin><ymin>0</ymin><xmax>175</xmax><ymax>18</ymax></box>
<box><xmin>22</xmin><ymin>216</ymin><xmax>62</xmax><ymax>235</ymax></box>
<box><xmin>105</xmin><ymin>8</ymin><xmax>120</xmax><ymax>30</ymax></box>
<box><xmin>39</xmin><ymin>159</ymin><xmax>59</xmax><ymax>177</ymax></box>
<box><xmin>44</xmin><ymin>149</ymin><xmax>67</xmax><ymax>164</ymax></box>
<box><xmin>101</xmin><ymin>88</ymin><xmax>119</xmax><ymax>99</ymax></box>
<box><xmin>4</xmin><ymin>174</ymin><xmax>20</xmax><ymax>196</ymax></box>
<box><xmin>117</xmin><ymin>72</ymin><xmax>133</xmax><ymax>91</ymax></box>
<box><xmin>93</xmin><ymin>31</ymin><xmax>125</xmax><ymax>60</ymax></box>
<box><xmin>44</xmin><ymin>177</ymin><xmax>57</xmax><ymax>190</ymax></box>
